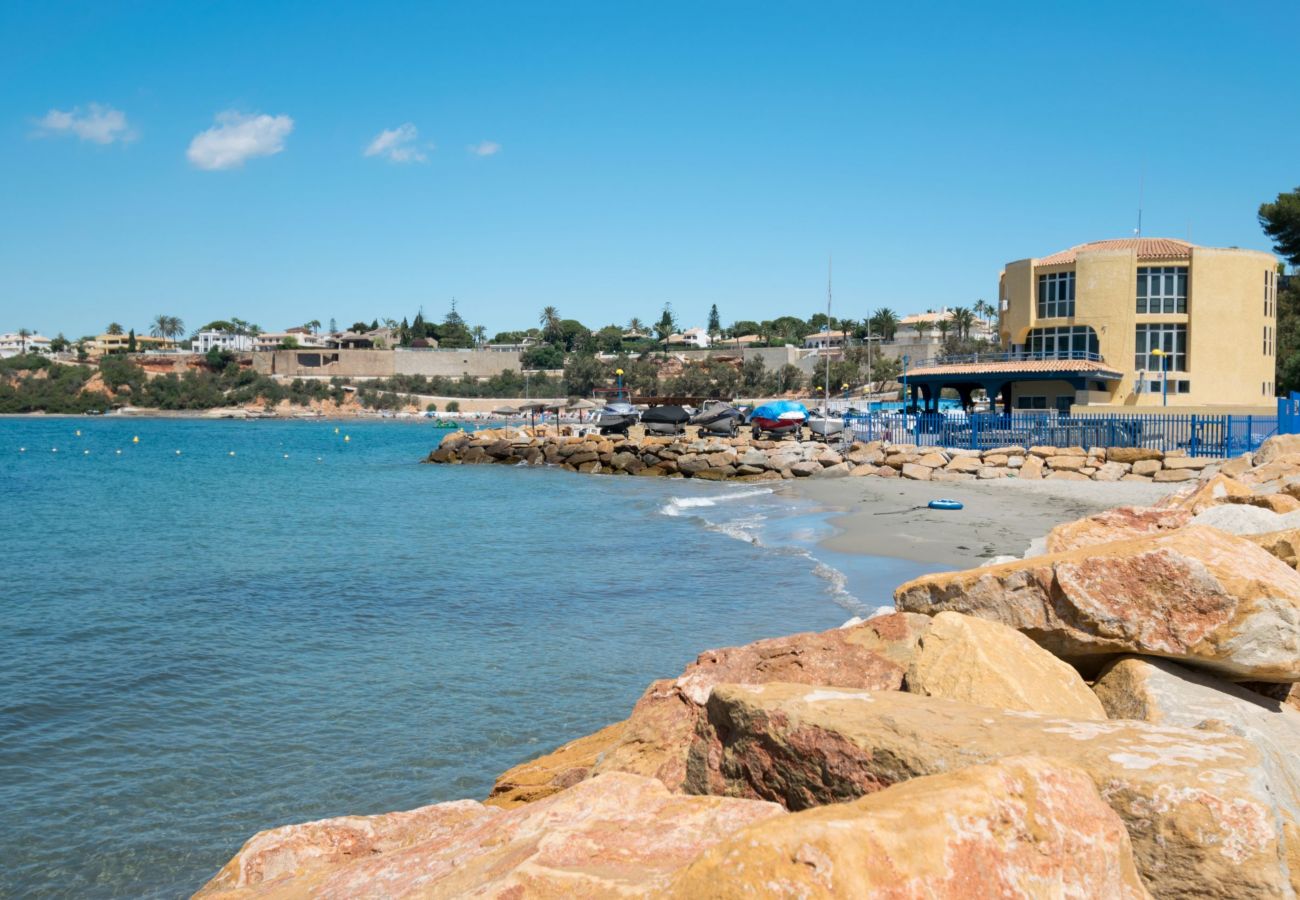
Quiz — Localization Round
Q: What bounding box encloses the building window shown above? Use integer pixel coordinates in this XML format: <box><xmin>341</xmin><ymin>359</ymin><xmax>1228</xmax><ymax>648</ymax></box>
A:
<box><xmin>1037</xmin><ymin>272</ymin><xmax>1075</xmax><ymax>318</ymax></box>
<box><xmin>1265</xmin><ymin>325</ymin><xmax>1274</xmax><ymax>356</ymax></box>
<box><xmin>1135</xmin><ymin>324</ymin><xmax>1187</xmax><ymax>373</ymax></box>
<box><xmin>1139</xmin><ymin>379</ymin><xmax>1190</xmax><ymax>395</ymax></box>
<box><xmin>1016</xmin><ymin>395</ymin><xmax>1048</xmax><ymax>410</ymax></box>
<box><xmin>1137</xmin><ymin>266</ymin><xmax>1187</xmax><ymax>314</ymax></box>
<box><xmin>1025</xmin><ymin>325</ymin><xmax>1099</xmax><ymax>359</ymax></box>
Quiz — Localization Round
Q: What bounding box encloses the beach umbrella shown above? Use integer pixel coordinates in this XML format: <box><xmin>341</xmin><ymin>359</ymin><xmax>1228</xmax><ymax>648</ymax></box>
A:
<box><xmin>518</xmin><ymin>400</ymin><xmax>549</xmax><ymax>430</ymax></box>
<box><xmin>492</xmin><ymin>405</ymin><xmax>521</xmax><ymax>417</ymax></box>
<box><xmin>566</xmin><ymin>398</ymin><xmax>597</xmax><ymax>410</ymax></box>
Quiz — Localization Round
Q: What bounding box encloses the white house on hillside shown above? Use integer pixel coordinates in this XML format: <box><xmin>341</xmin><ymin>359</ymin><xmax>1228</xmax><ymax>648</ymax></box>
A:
<box><xmin>0</xmin><ymin>332</ymin><xmax>52</xmax><ymax>357</ymax></box>
<box><xmin>191</xmin><ymin>330</ymin><xmax>255</xmax><ymax>353</ymax></box>
<box><xmin>667</xmin><ymin>327</ymin><xmax>711</xmax><ymax>348</ymax></box>
<box><xmin>803</xmin><ymin>329</ymin><xmax>850</xmax><ymax>351</ymax></box>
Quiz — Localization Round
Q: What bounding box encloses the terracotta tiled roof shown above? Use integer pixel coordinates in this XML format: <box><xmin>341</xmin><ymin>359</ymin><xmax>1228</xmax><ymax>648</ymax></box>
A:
<box><xmin>907</xmin><ymin>359</ymin><xmax>1123</xmax><ymax>378</ymax></box>
<box><xmin>1037</xmin><ymin>238</ymin><xmax>1194</xmax><ymax>267</ymax></box>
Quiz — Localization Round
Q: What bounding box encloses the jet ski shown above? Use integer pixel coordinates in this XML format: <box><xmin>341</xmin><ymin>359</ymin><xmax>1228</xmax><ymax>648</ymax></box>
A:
<box><xmin>749</xmin><ymin>400</ymin><xmax>808</xmax><ymax>440</ymax></box>
<box><xmin>594</xmin><ymin>402</ymin><xmax>639</xmax><ymax>435</ymax></box>
<box><xmin>640</xmin><ymin>404</ymin><xmax>691</xmax><ymax>436</ymax></box>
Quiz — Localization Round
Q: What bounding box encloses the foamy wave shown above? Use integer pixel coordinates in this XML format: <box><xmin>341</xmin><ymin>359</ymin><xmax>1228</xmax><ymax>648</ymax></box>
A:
<box><xmin>700</xmin><ymin>514</ymin><xmax>767</xmax><ymax>545</ymax></box>
<box><xmin>810</xmin><ymin>558</ymin><xmax>867</xmax><ymax>616</ymax></box>
<box><xmin>659</xmin><ymin>487</ymin><xmax>774</xmax><ymax>517</ymax></box>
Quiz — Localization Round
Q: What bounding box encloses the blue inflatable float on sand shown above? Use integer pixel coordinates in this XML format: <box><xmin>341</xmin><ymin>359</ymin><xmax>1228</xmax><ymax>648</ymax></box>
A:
<box><xmin>928</xmin><ymin>499</ymin><xmax>964</xmax><ymax>511</ymax></box>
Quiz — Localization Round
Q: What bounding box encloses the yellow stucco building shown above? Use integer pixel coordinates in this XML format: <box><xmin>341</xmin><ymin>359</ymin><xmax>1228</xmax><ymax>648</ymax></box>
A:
<box><xmin>908</xmin><ymin>237</ymin><xmax>1279</xmax><ymax>413</ymax></box>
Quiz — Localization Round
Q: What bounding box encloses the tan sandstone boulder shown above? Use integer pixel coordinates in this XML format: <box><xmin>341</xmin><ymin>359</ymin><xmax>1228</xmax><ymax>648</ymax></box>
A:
<box><xmin>197</xmin><ymin>772</ymin><xmax>784</xmax><ymax>899</ymax></box>
<box><xmin>485</xmin><ymin>720</ymin><xmax>626</xmax><ymax>808</ymax></box>
<box><xmin>1045</xmin><ymin>505</ymin><xmax>1192</xmax><ymax>553</ymax></box>
<box><xmin>588</xmin><ymin>613</ymin><xmax>932</xmax><ymax>791</ymax></box>
<box><xmin>1255</xmin><ymin>434</ymin><xmax>1300</xmax><ymax>467</ymax></box>
<box><xmin>689</xmin><ymin>683</ymin><xmax>1293</xmax><ymax>899</ymax></box>
<box><xmin>1247</xmin><ymin>528</ymin><xmax>1300</xmax><ymax>568</ymax></box>
<box><xmin>669</xmin><ymin>755</ymin><xmax>1149</xmax><ymax>900</ymax></box>
<box><xmin>895</xmin><ymin>526</ymin><xmax>1300</xmax><ymax>680</ymax></box>
<box><xmin>906</xmin><ymin>611</ymin><xmax>1106</xmax><ymax>719</ymax></box>
<box><xmin>1161</xmin><ymin>472</ymin><xmax>1255</xmax><ymax>513</ymax></box>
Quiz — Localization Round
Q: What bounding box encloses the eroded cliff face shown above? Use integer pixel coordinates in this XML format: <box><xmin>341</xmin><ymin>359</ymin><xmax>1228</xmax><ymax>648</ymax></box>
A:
<box><xmin>200</xmin><ymin>435</ymin><xmax>1300</xmax><ymax>899</ymax></box>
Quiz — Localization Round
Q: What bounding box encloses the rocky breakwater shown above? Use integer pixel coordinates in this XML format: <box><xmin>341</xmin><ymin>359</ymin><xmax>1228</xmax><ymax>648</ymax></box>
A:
<box><xmin>426</xmin><ymin>427</ymin><xmax>1224</xmax><ymax>484</ymax></box>
<box><xmin>202</xmin><ymin>435</ymin><xmax>1300</xmax><ymax>898</ymax></box>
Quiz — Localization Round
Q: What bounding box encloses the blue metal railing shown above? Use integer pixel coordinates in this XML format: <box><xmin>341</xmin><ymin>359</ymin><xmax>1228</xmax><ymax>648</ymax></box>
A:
<box><xmin>844</xmin><ymin>411</ymin><xmax>1278</xmax><ymax>458</ymax></box>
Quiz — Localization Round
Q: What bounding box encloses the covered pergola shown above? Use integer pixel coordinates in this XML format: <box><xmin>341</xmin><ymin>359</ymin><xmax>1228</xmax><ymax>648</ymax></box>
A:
<box><xmin>902</xmin><ymin>357</ymin><xmax>1124</xmax><ymax>413</ymax></box>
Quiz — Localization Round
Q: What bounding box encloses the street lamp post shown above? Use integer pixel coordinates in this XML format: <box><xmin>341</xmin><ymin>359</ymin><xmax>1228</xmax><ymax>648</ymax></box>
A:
<box><xmin>1151</xmin><ymin>349</ymin><xmax>1168</xmax><ymax>407</ymax></box>
<box><xmin>901</xmin><ymin>354</ymin><xmax>910</xmax><ymax>412</ymax></box>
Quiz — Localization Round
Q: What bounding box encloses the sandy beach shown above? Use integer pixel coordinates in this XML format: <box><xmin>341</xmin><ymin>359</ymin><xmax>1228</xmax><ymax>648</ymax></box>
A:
<box><xmin>791</xmin><ymin>476</ymin><xmax>1182</xmax><ymax>570</ymax></box>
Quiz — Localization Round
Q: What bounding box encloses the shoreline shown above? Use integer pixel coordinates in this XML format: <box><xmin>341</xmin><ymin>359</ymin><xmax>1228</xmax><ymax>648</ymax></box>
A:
<box><xmin>788</xmin><ymin>476</ymin><xmax>1181</xmax><ymax>570</ymax></box>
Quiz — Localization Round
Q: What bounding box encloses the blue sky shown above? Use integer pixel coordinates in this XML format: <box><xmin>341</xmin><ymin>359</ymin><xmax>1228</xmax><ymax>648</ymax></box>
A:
<box><xmin>2</xmin><ymin>0</ymin><xmax>1297</xmax><ymax>339</ymax></box>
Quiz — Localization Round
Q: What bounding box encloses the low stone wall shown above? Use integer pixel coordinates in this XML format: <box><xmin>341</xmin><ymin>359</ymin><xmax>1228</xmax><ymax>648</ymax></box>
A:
<box><xmin>426</xmin><ymin>428</ymin><xmax>1221</xmax><ymax>483</ymax></box>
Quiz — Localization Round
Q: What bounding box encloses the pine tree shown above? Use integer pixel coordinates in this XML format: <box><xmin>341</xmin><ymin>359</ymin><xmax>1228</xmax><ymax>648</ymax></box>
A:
<box><xmin>707</xmin><ymin>304</ymin><xmax>720</xmax><ymax>336</ymax></box>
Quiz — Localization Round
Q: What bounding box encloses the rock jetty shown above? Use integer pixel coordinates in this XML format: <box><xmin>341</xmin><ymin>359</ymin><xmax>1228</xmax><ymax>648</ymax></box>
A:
<box><xmin>200</xmin><ymin>435</ymin><xmax>1300</xmax><ymax>899</ymax></box>
<box><xmin>425</xmin><ymin>426</ymin><xmax>1225</xmax><ymax>483</ymax></box>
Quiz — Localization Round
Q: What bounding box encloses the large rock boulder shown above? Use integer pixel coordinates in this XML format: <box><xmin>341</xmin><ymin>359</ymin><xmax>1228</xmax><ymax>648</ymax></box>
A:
<box><xmin>1161</xmin><ymin>473</ymin><xmax>1256</xmax><ymax>513</ymax></box>
<box><xmin>669</xmin><ymin>755</ymin><xmax>1150</xmax><ymax>899</ymax></box>
<box><xmin>895</xmin><ymin>526</ymin><xmax>1300</xmax><ymax>680</ymax></box>
<box><xmin>689</xmin><ymin>683</ymin><xmax>1294</xmax><ymax>899</ymax></box>
<box><xmin>1255</xmin><ymin>434</ymin><xmax>1300</xmax><ymax>467</ymax></box>
<box><xmin>907</xmin><ymin>611</ymin><xmax>1106</xmax><ymax>719</ymax></box>
<box><xmin>1045</xmin><ymin>505</ymin><xmax>1192</xmax><ymax>554</ymax></box>
<box><xmin>589</xmin><ymin>613</ymin><xmax>932</xmax><ymax>791</ymax></box>
<box><xmin>197</xmin><ymin>772</ymin><xmax>784</xmax><ymax>899</ymax></box>
<box><xmin>1093</xmin><ymin>656</ymin><xmax>1300</xmax><ymax>865</ymax></box>
<box><xmin>485</xmin><ymin>720</ymin><xmax>626</xmax><ymax>808</ymax></box>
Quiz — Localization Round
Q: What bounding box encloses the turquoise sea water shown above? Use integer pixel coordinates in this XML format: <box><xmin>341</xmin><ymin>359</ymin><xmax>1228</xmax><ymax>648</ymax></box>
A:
<box><xmin>0</xmin><ymin>418</ymin><xmax>935</xmax><ymax>898</ymax></box>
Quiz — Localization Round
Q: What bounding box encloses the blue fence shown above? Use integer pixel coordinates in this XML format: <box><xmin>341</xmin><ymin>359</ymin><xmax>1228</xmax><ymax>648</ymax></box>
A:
<box><xmin>844</xmin><ymin>411</ymin><xmax>1279</xmax><ymax>458</ymax></box>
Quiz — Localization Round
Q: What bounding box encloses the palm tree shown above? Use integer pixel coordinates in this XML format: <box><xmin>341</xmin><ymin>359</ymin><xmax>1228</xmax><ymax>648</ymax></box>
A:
<box><xmin>951</xmin><ymin>307</ymin><xmax>975</xmax><ymax>341</ymax></box>
<box><xmin>150</xmin><ymin>314</ymin><xmax>185</xmax><ymax>348</ymax></box>
<box><xmin>306</xmin><ymin>319</ymin><xmax>321</xmax><ymax>334</ymax></box>
<box><xmin>870</xmin><ymin>308</ymin><xmax>900</xmax><ymax>342</ymax></box>
<box><xmin>540</xmin><ymin>306</ymin><xmax>561</xmax><ymax>343</ymax></box>
<box><xmin>937</xmin><ymin>319</ymin><xmax>952</xmax><ymax>344</ymax></box>
<box><xmin>17</xmin><ymin>328</ymin><xmax>31</xmax><ymax>354</ymax></box>
<box><xmin>627</xmin><ymin>317</ymin><xmax>645</xmax><ymax>336</ymax></box>
<box><xmin>106</xmin><ymin>322</ymin><xmax>124</xmax><ymax>336</ymax></box>
<box><xmin>654</xmin><ymin>303</ymin><xmax>676</xmax><ymax>357</ymax></box>
<box><xmin>471</xmin><ymin>325</ymin><xmax>487</xmax><ymax>347</ymax></box>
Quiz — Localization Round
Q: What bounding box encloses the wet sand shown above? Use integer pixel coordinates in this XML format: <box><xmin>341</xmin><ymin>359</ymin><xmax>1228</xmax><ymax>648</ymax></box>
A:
<box><xmin>790</xmin><ymin>476</ymin><xmax>1182</xmax><ymax>570</ymax></box>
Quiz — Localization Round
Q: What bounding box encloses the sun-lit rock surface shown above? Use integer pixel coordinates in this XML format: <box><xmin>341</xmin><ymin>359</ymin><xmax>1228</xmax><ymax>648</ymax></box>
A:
<box><xmin>1093</xmin><ymin>654</ymin><xmax>1300</xmax><ymax>893</ymax></box>
<box><xmin>896</xmin><ymin>525</ymin><xmax>1300</xmax><ymax>680</ymax></box>
<box><xmin>1044</xmin><ymin>505</ymin><xmax>1192</xmax><ymax>553</ymax></box>
<box><xmin>668</xmin><ymin>755</ymin><xmax>1150</xmax><ymax>900</ymax></box>
<box><xmin>689</xmin><ymin>682</ymin><xmax>1292</xmax><ymax>899</ymax></box>
<box><xmin>197</xmin><ymin>772</ymin><xmax>784</xmax><ymax>899</ymax></box>
<box><xmin>589</xmin><ymin>612</ymin><xmax>930</xmax><ymax>791</ymax></box>
<box><xmin>485</xmin><ymin>720</ymin><xmax>626</xmax><ymax>808</ymax></box>
<box><xmin>906</xmin><ymin>611</ymin><xmax>1107</xmax><ymax>718</ymax></box>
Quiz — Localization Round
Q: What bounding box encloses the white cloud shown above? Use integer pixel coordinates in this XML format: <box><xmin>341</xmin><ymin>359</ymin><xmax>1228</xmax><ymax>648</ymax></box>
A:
<box><xmin>364</xmin><ymin>123</ymin><xmax>429</xmax><ymax>163</ymax></box>
<box><xmin>187</xmin><ymin>111</ymin><xmax>294</xmax><ymax>170</ymax></box>
<box><xmin>468</xmin><ymin>140</ymin><xmax>501</xmax><ymax>157</ymax></box>
<box><xmin>35</xmin><ymin>103</ymin><xmax>135</xmax><ymax>144</ymax></box>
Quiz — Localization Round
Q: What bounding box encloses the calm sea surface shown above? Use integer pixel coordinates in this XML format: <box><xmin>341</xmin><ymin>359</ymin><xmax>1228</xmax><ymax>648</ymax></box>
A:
<box><xmin>0</xmin><ymin>418</ymin><xmax>935</xmax><ymax>898</ymax></box>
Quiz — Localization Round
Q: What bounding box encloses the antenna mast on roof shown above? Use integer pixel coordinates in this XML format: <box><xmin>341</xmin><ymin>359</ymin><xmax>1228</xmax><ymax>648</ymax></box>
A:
<box><xmin>1136</xmin><ymin>166</ymin><xmax>1144</xmax><ymax>238</ymax></box>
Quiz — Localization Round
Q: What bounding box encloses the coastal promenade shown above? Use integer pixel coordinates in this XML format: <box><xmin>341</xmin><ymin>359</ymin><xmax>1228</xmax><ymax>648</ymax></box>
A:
<box><xmin>424</xmin><ymin>425</ymin><xmax>1230</xmax><ymax>484</ymax></box>
<box><xmin>198</xmin><ymin>433</ymin><xmax>1300</xmax><ymax>898</ymax></box>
